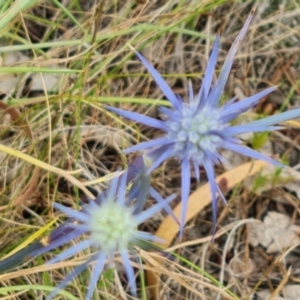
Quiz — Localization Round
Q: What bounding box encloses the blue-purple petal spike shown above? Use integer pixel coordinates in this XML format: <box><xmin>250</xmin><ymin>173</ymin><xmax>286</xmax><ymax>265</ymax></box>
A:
<box><xmin>203</xmin><ymin>161</ymin><xmax>218</xmax><ymax>235</ymax></box>
<box><xmin>106</xmin><ymin>105</ymin><xmax>167</xmax><ymax>130</ymax></box>
<box><xmin>149</xmin><ymin>187</ymin><xmax>179</xmax><ymax>224</ymax></box>
<box><xmin>135</xmin><ymin>192</ymin><xmax>176</xmax><ymax>224</ymax></box>
<box><xmin>126</xmin><ymin>155</ymin><xmax>145</xmax><ymax>183</ymax></box>
<box><xmin>188</xmin><ymin>81</ymin><xmax>194</xmax><ymax>103</ymax></box>
<box><xmin>107</xmin><ymin>172</ymin><xmax>120</xmax><ymax>202</ymax></box>
<box><xmin>116</xmin><ymin>171</ymin><xmax>127</xmax><ymax>204</ymax></box>
<box><xmin>221</xmin><ymin>87</ymin><xmax>276</xmax><ymax>118</ymax></box>
<box><xmin>197</xmin><ymin>35</ymin><xmax>220</xmax><ymax>107</ymax></box>
<box><xmin>180</xmin><ymin>157</ymin><xmax>191</xmax><ymax>239</ymax></box>
<box><xmin>223</xmin><ymin>141</ymin><xmax>284</xmax><ymax>168</ymax></box>
<box><xmin>120</xmin><ymin>249</ymin><xmax>136</xmax><ymax>296</ymax></box>
<box><xmin>123</xmin><ymin>137</ymin><xmax>172</xmax><ymax>154</ymax></box>
<box><xmin>47</xmin><ymin>239</ymin><xmax>93</xmax><ymax>264</ymax></box>
<box><xmin>224</xmin><ymin>125</ymin><xmax>282</xmax><ymax>136</ymax></box>
<box><xmin>145</xmin><ymin>145</ymin><xmax>174</xmax><ymax>174</ymax></box>
<box><xmin>245</xmin><ymin>106</ymin><xmax>300</xmax><ymax>128</ymax></box>
<box><xmin>30</xmin><ymin>228</ymin><xmax>85</xmax><ymax>257</ymax></box>
<box><xmin>209</xmin><ymin>10</ymin><xmax>255</xmax><ymax>108</ymax></box>
<box><xmin>53</xmin><ymin>203</ymin><xmax>90</xmax><ymax>223</ymax></box>
<box><xmin>85</xmin><ymin>253</ymin><xmax>106</xmax><ymax>300</ymax></box>
<box><xmin>46</xmin><ymin>255</ymin><xmax>96</xmax><ymax>300</ymax></box>
<box><xmin>134</xmin><ymin>51</ymin><xmax>182</xmax><ymax>110</ymax></box>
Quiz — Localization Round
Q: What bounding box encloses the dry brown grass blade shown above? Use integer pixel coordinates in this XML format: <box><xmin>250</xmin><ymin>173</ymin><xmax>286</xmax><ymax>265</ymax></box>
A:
<box><xmin>268</xmin><ymin>266</ymin><xmax>291</xmax><ymax>300</ymax></box>
<box><xmin>0</xmin><ymin>100</ymin><xmax>39</xmax><ymax>206</ymax></box>
<box><xmin>0</xmin><ymin>143</ymin><xmax>95</xmax><ymax>199</ymax></box>
<box><xmin>0</xmin><ymin>101</ymin><xmax>33</xmax><ymax>140</ymax></box>
<box><xmin>147</xmin><ymin>160</ymin><xmax>268</xmax><ymax>300</ymax></box>
<box><xmin>12</xmin><ymin>166</ymin><xmax>40</xmax><ymax>206</ymax></box>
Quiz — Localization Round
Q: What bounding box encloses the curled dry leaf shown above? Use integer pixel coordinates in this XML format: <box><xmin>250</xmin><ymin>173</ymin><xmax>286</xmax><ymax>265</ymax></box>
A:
<box><xmin>248</xmin><ymin>211</ymin><xmax>300</xmax><ymax>253</ymax></box>
<box><xmin>283</xmin><ymin>285</ymin><xmax>300</xmax><ymax>299</ymax></box>
<box><xmin>256</xmin><ymin>284</ymin><xmax>300</xmax><ymax>300</ymax></box>
<box><xmin>256</xmin><ymin>290</ymin><xmax>285</xmax><ymax>300</ymax></box>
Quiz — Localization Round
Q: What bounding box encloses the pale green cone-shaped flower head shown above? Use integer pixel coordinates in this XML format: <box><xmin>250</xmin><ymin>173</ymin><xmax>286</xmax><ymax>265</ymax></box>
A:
<box><xmin>87</xmin><ymin>198</ymin><xmax>139</xmax><ymax>253</ymax></box>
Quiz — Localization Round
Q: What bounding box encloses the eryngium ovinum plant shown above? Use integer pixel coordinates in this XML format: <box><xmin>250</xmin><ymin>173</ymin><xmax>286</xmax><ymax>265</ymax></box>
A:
<box><xmin>106</xmin><ymin>10</ymin><xmax>300</xmax><ymax>237</ymax></box>
<box><xmin>33</xmin><ymin>165</ymin><xmax>176</xmax><ymax>300</ymax></box>
<box><xmin>0</xmin><ymin>156</ymin><xmax>176</xmax><ymax>299</ymax></box>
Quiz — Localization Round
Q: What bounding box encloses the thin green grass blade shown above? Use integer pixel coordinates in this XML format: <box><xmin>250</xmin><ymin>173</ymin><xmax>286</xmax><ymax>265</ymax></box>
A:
<box><xmin>173</xmin><ymin>252</ymin><xmax>239</xmax><ymax>299</ymax></box>
<box><xmin>51</xmin><ymin>0</ymin><xmax>87</xmax><ymax>34</ymax></box>
<box><xmin>0</xmin><ymin>67</ymin><xmax>82</xmax><ymax>74</ymax></box>
<box><xmin>0</xmin><ymin>285</ymin><xmax>77</xmax><ymax>300</ymax></box>
<box><xmin>0</xmin><ymin>0</ymin><xmax>40</xmax><ymax>32</ymax></box>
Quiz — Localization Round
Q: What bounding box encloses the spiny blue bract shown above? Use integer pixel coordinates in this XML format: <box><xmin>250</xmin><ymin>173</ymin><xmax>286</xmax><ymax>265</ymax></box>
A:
<box><xmin>36</xmin><ymin>169</ymin><xmax>175</xmax><ymax>300</ymax></box>
<box><xmin>106</xmin><ymin>10</ymin><xmax>300</xmax><ymax>237</ymax></box>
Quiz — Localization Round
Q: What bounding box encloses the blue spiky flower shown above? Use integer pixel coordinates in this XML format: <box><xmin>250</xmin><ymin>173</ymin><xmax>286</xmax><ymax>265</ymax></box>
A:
<box><xmin>106</xmin><ymin>10</ymin><xmax>300</xmax><ymax>236</ymax></box>
<box><xmin>35</xmin><ymin>170</ymin><xmax>175</xmax><ymax>300</ymax></box>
